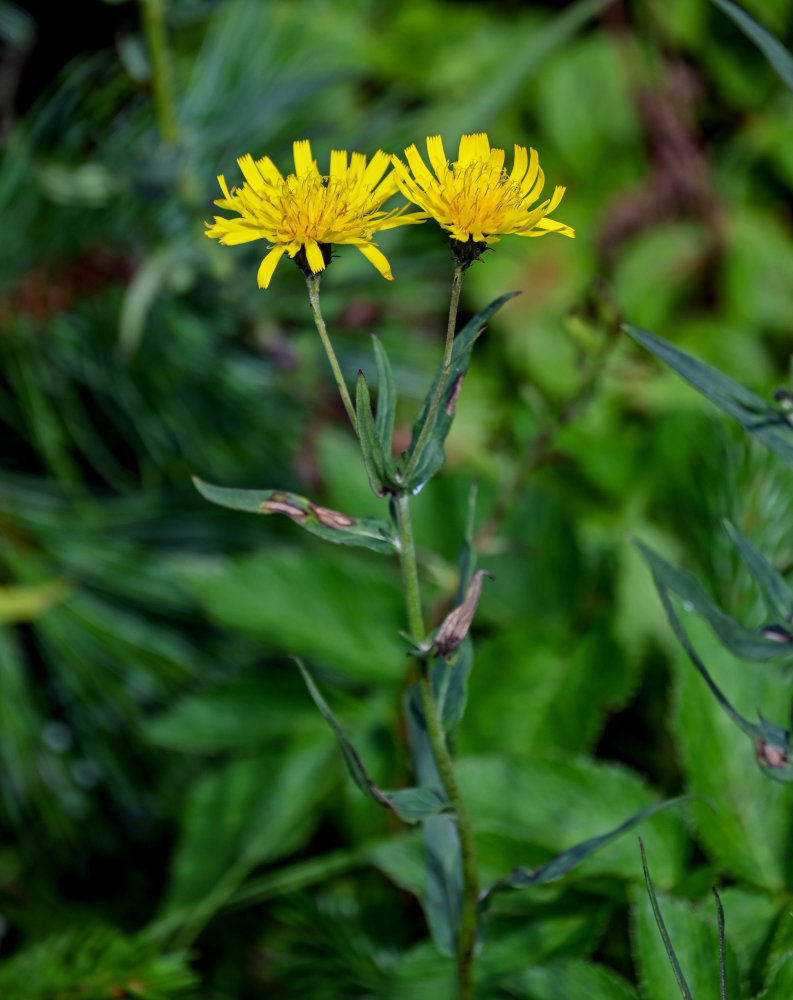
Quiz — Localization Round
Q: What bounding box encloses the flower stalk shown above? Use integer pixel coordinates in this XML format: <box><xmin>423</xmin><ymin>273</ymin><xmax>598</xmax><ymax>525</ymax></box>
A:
<box><xmin>306</xmin><ymin>275</ymin><xmax>358</xmax><ymax>433</ymax></box>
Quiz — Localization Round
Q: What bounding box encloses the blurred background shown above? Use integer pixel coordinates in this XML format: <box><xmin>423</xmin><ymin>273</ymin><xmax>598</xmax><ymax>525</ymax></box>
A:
<box><xmin>2</xmin><ymin>0</ymin><xmax>793</xmax><ymax>997</ymax></box>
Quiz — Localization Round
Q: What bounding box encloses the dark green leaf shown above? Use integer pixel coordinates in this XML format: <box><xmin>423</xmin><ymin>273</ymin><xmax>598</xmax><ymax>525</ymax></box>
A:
<box><xmin>405</xmin><ymin>292</ymin><xmax>518</xmax><ymax>492</ymax></box>
<box><xmin>637</xmin><ymin>540</ymin><xmax>793</xmax><ymax>785</ymax></box>
<box><xmin>710</xmin><ymin>0</ymin><xmax>793</xmax><ymax>94</ymax></box>
<box><xmin>481</xmin><ymin>797</ymin><xmax>687</xmax><ymax>906</ymax></box>
<box><xmin>355</xmin><ymin>371</ymin><xmax>397</xmax><ymax>496</ymax></box>
<box><xmin>294</xmin><ymin>658</ymin><xmax>447</xmax><ymax>824</ymax></box>
<box><xmin>625</xmin><ymin>324</ymin><xmax>793</xmax><ymax>467</ymax></box>
<box><xmin>371</xmin><ymin>334</ymin><xmax>397</xmax><ymax>456</ymax></box>
<box><xmin>722</xmin><ymin>519</ymin><xmax>793</xmax><ymax>624</ymax></box>
<box><xmin>633</xmin><ymin>539</ymin><xmax>793</xmax><ymax>662</ymax></box>
<box><xmin>192</xmin><ymin>476</ymin><xmax>397</xmax><ymax>553</ymax></box>
<box><xmin>639</xmin><ymin>839</ymin><xmax>694</xmax><ymax>1000</ymax></box>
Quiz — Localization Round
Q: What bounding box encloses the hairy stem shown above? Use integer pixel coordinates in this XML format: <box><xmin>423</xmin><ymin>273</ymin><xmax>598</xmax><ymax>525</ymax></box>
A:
<box><xmin>306</xmin><ymin>275</ymin><xmax>358</xmax><ymax>433</ymax></box>
<box><xmin>394</xmin><ymin>491</ymin><xmax>478</xmax><ymax>1000</ymax></box>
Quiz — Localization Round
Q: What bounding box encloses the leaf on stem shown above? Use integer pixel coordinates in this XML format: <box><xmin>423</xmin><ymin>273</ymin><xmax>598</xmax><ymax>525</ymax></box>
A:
<box><xmin>709</xmin><ymin>0</ymin><xmax>793</xmax><ymax>93</ymax></box>
<box><xmin>192</xmin><ymin>476</ymin><xmax>397</xmax><ymax>554</ymax></box>
<box><xmin>355</xmin><ymin>371</ymin><xmax>398</xmax><ymax>496</ymax></box>
<box><xmin>371</xmin><ymin>334</ymin><xmax>397</xmax><ymax>457</ymax></box>
<box><xmin>406</xmin><ymin>292</ymin><xmax>518</xmax><ymax>492</ymax></box>
<box><xmin>480</xmin><ymin>797</ymin><xmax>688</xmax><ymax>908</ymax></box>
<box><xmin>722</xmin><ymin>520</ymin><xmax>793</xmax><ymax>626</ymax></box>
<box><xmin>293</xmin><ymin>657</ymin><xmax>447</xmax><ymax>823</ymax></box>
<box><xmin>625</xmin><ymin>324</ymin><xmax>793</xmax><ymax>468</ymax></box>
<box><xmin>640</xmin><ymin>838</ymin><xmax>695</xmax><ymax>1000</ymax></box>
<box><xmin>633</xmin><ymin>538</ymin><xmax>793</xmax><ymax>662</ymax></box>
<box><xmin>635</xmin><ymin>539</ymin><xmax>793</xmax><ymax>782</ymax></box>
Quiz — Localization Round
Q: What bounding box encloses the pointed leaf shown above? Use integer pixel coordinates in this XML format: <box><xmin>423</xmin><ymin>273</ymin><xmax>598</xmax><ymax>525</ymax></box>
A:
<box><xmin>192</xmin><ymin>477</ymin><xmax>397</xmax><ymax>554</ymax></box>
<box><xmin>481</xmin><ymin>797</ymin><xmax>687</xmax><ymax>906</ymax></box>
<box><xmin>636</xmin><ymin>540</ymin><xmax>793</xmax><ymax>784</ymax></box>
<box><xmin>625</xmin><ymin>324</ymin><xmax>793</xmax><ymax>467</ymax></box>
<box><xmin>710</xmin><ymin>0</ymin><xmax>793</xmax><ymax>93</ymax></box>
<box><xmin>639</xmin><ymin>839</ymin><xmax>694</xmax><ymax>1000</ymax></box>
<box><xmin>633</xmin><ymin>539</ymin><xmax>793</xmax><ymax>662</ymax></box>
<box><xmin>722</xmin><ymin>520</ymin><xmax>793</xmax><ymax>624</ymax></box>
<box><xmin>406</xmin><ymin>292</ymin><xmax>518</xmax><ymax>491</ymax></box>
<box><xmin>355</xmin><ymin>371</ymin><xmax>397</xmax><ymax>495</ymax></box>
<box><xmin>371</xmin><ymin>334</ymin><xmax>397</xmax><ymax>455</ymax></box>
<box><xmin>294</xmin><ymin>658</ymin><xmax>447</xmax><ymax>823</ymax></box>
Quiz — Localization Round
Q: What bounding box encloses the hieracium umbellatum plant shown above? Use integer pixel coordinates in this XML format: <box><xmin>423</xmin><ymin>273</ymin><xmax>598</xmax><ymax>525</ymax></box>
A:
<box><xmin>200</xmin><ymin>133</ymin><xmax>687</xmax><ymax>998</ymax></box>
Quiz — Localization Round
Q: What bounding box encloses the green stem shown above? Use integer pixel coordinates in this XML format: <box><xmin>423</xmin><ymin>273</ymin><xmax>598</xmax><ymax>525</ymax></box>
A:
<box><xmin>394</xmin><ymin>490</ymin><xmax>478</xmax><ymax>1000</ymax></box>
<box><xmin>404</xmin><ymin>265</ymin><xmax>464</xmax><ymax>480</ymax></box>
<box><xmin>140</xmin><ymin>0</ymin><xmax>179</xmax><ymax>144</ymax></box>
<box><xmin>306</xmin><ymin>275</ymin><xmax>358</xmax><ymax>434</ymax></box>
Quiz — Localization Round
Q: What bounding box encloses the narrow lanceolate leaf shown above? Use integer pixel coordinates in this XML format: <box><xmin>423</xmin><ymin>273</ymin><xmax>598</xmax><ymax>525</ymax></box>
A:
<box><xmin>406</xmin><ymin>291</ymin><xmax>518</xmax><ymax>492</ymax></box>
<box><xmin>640</xmin><ymin>839</ymin><xmax>694</xmax><ymax>1000</ymax></box>
<box><xmin>293</xmin><ymin>658</ymin><xmax>447</xmax><ymax>823</ymax></box>
<box><xmin>355</xmin><ymin>371</ymin><xmax>397</xmax><ymax>496</ymax></box>
<box><xmin>713</xmin><ymin>889</ymin><xmax>728</xmax><ymax>1000</ymax></box>
<box><xmin>433</xmin><ymin>569</ymin><xmax>493</xmax><ymax>658</ymax></box>
<box><xmin>192</xmin><ymin>477</ymin><xmax>397</xmax><ymax>554</ymax></box>
<box><xmin>625</xmin><ymin>324</ymin><xmax>793</xmax><ymax>468</ymax></box>
<box><xmin>722</xmin><ymin>520</ymin><xmax>793</xmax><ymax>625</ymax></box>
<box><xmin>371</xmin><ymin>334</ymin><xmax>397</xmax><ymax>456</ymax></box>
<box><xmin>481</xmin><ymin>798</ymin><xmax>687</xmax><ymax>908</ymax></box>
<box><xmin>636</xmin><ymin>541</ymin><xmax>793</xmax><ymax>783</ymax></box>
<box><xmin>633</xmin><ymin>539</ymin><xmax>793</xmax><ymax>662</ymax></box>
<box><xmin>710</xmin><ymin>0</ymin><xmax>793</xmax><ymax>94</ymax></box>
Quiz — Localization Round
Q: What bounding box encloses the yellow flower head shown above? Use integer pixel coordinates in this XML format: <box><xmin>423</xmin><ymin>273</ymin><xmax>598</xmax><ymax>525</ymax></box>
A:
<box><xmin>205</xmin><ymin>140</ymin><xmax>426</xmax><ymax>288</ymax></box>
<box><xmin>391</xmin><ymin>133</ymin><xmax>574</xmax><ymax>257</ymax></box>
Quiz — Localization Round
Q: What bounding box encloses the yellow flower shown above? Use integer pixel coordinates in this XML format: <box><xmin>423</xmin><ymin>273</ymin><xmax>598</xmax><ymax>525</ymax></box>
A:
<box><xmin>391</xmin><ymin>133</ymin><xmax>574</xmax><ymax>252</ymax></box>
<box><xmin>205</xmin><ymin>140</ymin><xmax>426</xmax><ymax>288</ymax></box>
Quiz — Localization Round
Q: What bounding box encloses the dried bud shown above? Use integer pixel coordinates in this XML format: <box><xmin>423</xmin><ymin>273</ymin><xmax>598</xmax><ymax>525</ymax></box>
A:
<box><xmin>433</xmin><ymin>569</ymin><xmax>493</xmax><ymax>659</ymax></box>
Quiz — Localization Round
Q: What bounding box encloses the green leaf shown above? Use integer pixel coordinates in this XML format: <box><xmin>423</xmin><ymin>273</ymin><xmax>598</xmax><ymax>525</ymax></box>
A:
<box><xmin>192</xmin><ymin>476</ymin><xmax>397</xmax><ymax>554</ymax></box>
<box><xmin>506</xmin><ymin>959</ymin><xmax>639</xmax><ymax>1000</ymax></box>
<box><xmin>670</xmin><ymin>613</ymin><xmax>793</xmax><ymax>888</ymax></box>
<box><xmin>639</xmin><ymin>840</ymin><xmax>694</xmax><ymax>1000</ymax></box>
<box><xmin>371</xmin><ymin>334</ymin><xmax>397</xmax><ymax>456</ymax></box>
<box><xmin>625</xmin><ymin>324</ymin><xmax>793</xmax><ymax>468</ymax></box>
<box><xmin>153</xmin><ymin>737</ymin><xmax>334</xmax><ymax>944</ymax></box>
<box><xmin>355</xmin><ymin>370</ymin><xmax>397</xmax><ymax>496</ymax></box>
<box><xmin>294</xmin><ymin>658</ymin><xmax>447</xmax><ymax>824</ymax></box>
<box><xmin>456</xmin><ymin>754</ymin><xmax>687</xmax><ymax>890</ymax></box>
<box><xmin>405</xmin><ymin>292</ymin><xmax>518</xmax><ymax>492</ymax></box>
<box><xmin>0</xmin><ymin>578</ymin><xmax>71</xmax><ymax>625</ymax></box>
<box><xmin>710</xmin><ymin>0</ymin><xmax>793</xmax><ymax>94</ymax></box>
<box><xmin>722</xmin><ymin>519</ymin><xmax>793</xmax><ymax>624</ymax></box>
<box><xmin>482</xmin><ymin>798</ymin><xmax>687</xmax><ymax>906</ymax></box>
<box><xmin>633</xmin><ymin>539</ymin><xmax>793</xmax><ymax>662</ymax></box>
<box><xmin>636</xmin><ymin>540</ymin><xmax>793</xmax><ymax>785</ymax></box>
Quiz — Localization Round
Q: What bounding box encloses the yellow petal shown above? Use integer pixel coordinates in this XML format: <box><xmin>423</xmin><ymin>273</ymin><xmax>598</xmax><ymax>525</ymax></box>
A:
<box><xmin>304</xmin><ymin>239</ymin><xmax>326</xmax><ymax>273</ymax></box>
<box><xmin>426</xmin><ymin>135</ymin><xmax>448</xmax><ymax>180</ymax></box>
<box><xmin>257</xmin><ymin>246</ymin><xmax>286</xmax><ymax>287</ymax></box>
<box><xmin>355</xmin><ymin>241</ymin><xmax>393</xmax><ymax>280</ymax></box>
<box><xmin>292</xmin><ymin>139</ymin><xmax>315</xmax><ymax>178</ymax></box>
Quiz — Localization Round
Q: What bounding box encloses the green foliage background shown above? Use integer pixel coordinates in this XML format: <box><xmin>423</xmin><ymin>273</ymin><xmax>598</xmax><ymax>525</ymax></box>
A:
<box><xmin>2</xmin><ymin>0</ymin><xmax>793</xmax><ymax>996</ymax></box>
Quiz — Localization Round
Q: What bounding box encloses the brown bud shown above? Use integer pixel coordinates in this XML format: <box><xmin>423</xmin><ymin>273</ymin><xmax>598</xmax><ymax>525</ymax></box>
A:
<box><xmin>433</xmin><ymin>569</ymin><xmax>493</xmax><ymax>659</ymax></box>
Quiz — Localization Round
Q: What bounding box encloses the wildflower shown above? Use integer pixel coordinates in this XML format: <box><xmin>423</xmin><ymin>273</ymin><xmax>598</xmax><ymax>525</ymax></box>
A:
<box><xmin>391</xmin><ymin>133</ymin><xmax>574</xmax><ymax>267</ymax></box>
<box><xmin>206</xmin><ymin>140</ymin><xmax>425</xmax><ymax>288</ymax></box>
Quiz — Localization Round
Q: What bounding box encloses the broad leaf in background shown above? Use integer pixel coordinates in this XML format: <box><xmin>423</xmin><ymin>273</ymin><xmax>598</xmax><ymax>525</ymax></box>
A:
<box><xmin>710</xmin><ymin>0</ymin><xmax>793</xmax><ymax>94</ymax></box>
<box><xmin>152</xmin><ymin>734</ymin><xmax>335</xmax><ymax>945</ymax></box>
<box><xmin>405</xmin><ymin>292</ymin><xmax>518</xmax><ymax>492</ymax></box>
<box><xmin>176</xmin><ymin>545</ymin><xmax>406</xmax><ymax>682</ymax></box>
<box><xmin>625</xmin><ymin>324</ymin><xmax>793</xmax><ymax>468</ymax></box>
<box><xmin>504</xmin><ymin>959</ymin><xmax>638</xmax><ymax>1000</ymax></box>
<box><xmin>455</xmin><ymin>755</ymin><xmax>687</xmax><ymax>889</ymax></box>
<box><xmin>193</xmin><ymin>477</ymin><xmax>397</xmax><ymax>554</ymax></box>
<box><xmin>481</xmin><ymin>798</ymin><xmax>687</xmax><ymax>907</ymax></box>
